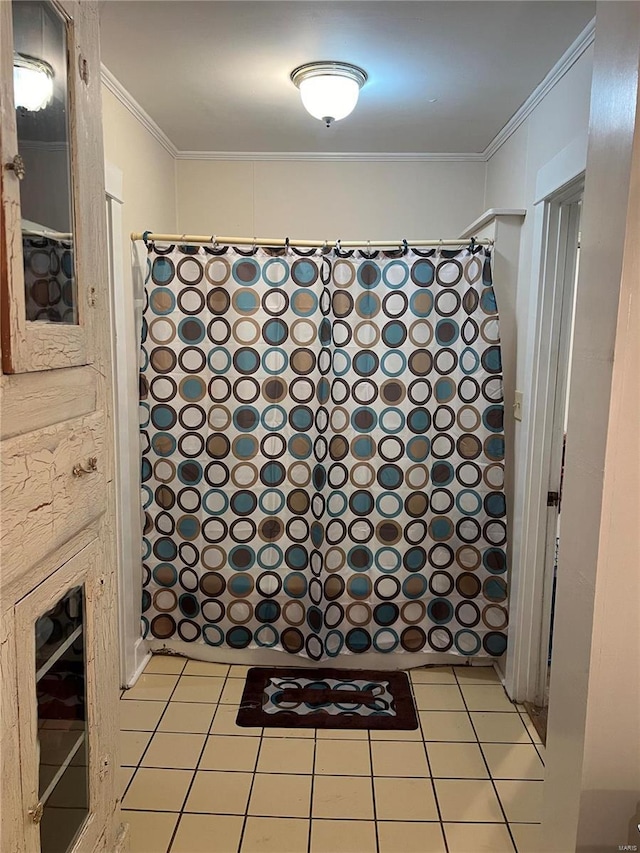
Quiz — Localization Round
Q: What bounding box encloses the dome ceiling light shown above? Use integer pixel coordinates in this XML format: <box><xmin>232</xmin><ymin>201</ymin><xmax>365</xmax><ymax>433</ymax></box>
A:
<box><xmin>290</xmin><ymin>61</ymin><xmax>368</xmax><ymax>127</ymax></box>
<box><xmin>13</xmin><ymin>53</ymin><xmax>54</xmax><ymax>112</ymax></box>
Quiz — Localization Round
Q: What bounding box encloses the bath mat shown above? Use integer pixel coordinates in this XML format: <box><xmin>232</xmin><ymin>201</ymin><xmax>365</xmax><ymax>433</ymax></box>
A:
<box><xmin>236</xmin><ymin>667</ymin><xmax>419</xmax><ymax>730</ymax></box>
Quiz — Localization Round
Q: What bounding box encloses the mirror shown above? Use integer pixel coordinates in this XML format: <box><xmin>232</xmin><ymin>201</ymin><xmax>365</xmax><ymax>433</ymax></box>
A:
<box><xmin>12</xmin><ymin>0</ymin><xmax>78</xmax><ymax>324</ymax></box>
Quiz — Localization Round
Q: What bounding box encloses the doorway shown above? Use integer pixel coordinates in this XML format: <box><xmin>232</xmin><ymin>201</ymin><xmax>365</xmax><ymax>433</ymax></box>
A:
<box><xmin>525</xmin><ymin>180</ymin><xmax>583</xmax><ymax>741</ymax></box>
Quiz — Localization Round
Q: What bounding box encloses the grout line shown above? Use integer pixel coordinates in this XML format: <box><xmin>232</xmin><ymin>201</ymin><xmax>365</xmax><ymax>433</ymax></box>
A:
<box><xmin>119</xmin><ymin>668</ymin><xmax>185</xmax><ymax>804</ymax></box>
<box><xmin>367</xmin><ymin>730</ymin><xmax>380</xmax><ymax>853</ymax></box>
<box><xmin>119</xmin><ymin>807</ymin><xmax>539</xmax><ymax>825</ymax></box>
<box><xmin>166</xmin><ymin>666</ymin><xmax>233</xmax><ymax>853</ymax></box>
<box><xmin>517</xmin><ymin>708</ymin><xmax>546</xmax><ymax>752</ymax></box>
<box><xmin>532</xmin><ymin>741</ymin><xmax>546</xmax><ymax>766</ymax></box>
<box><xmin>415</xmin><ymin>679</ymin><xmax>451</xmax><ymax>853</ymax></box>
<box><xmin>119</xmin><ymin>766</ymin><xmax>542</xmax><ymax>782</ymax></box>
<box><xmin>307</xmin><ymin>726</ymin><xmax>318</xmax><ymax>853</ymax></box>
<box><xmin>120</xmin><ymin>662</ymin><xmax>539</xmax><ymax>853</ymax></box>
<box><xmin>454</xmin><ymin>669</ymin><xmax>519</xmax><ymax>853</ymax></box>
<box><xmin>236</xmin><ymin>701</ymin><xmax>265</xmax><ymax>852</ymax></box>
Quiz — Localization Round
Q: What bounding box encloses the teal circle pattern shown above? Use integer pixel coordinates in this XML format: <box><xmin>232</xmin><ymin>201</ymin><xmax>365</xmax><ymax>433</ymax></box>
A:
<box><xmin>140</xmin><ymin>244</ymin><xmax>508</xmax><ymax>660</ymax></box>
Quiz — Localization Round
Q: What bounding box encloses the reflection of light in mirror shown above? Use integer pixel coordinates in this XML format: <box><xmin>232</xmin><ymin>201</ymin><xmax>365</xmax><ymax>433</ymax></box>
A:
<box><xmin>13</xmin><ymin>54</ymin><xmax>54</xmax><ymax>112</ymax></box>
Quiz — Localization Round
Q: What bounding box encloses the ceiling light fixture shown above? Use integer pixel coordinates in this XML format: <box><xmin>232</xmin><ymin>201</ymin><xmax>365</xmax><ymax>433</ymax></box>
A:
<box><xmin>13</xmin><ymin>53</ymin><xmax>54</xmax><ymax>112</ymax></box>
<box><xmin>290</xmin><ymin>61</ymin><xmax>367</xmax><ymax>127</ymax></box>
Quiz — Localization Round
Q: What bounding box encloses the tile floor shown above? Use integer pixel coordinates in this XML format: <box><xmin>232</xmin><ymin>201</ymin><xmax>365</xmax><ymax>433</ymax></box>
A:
<box><xmin>119</xmin><ymin>657</ymin><xmax>544</xmax><ymax>853</ymax></box>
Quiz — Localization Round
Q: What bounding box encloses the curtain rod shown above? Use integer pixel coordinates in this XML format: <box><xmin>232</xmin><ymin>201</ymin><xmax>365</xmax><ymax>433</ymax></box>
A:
<box><xmin>130</xmin><ymin>232</ymin><xmax>493</xmax><ymax>249</ymax></box>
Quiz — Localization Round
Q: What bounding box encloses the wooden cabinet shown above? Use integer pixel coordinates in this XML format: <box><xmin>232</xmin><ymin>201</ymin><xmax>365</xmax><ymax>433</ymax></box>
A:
<box><xmin>14</xmin><ymin>542</ymin><xmax>118</xmax><ymax>853</ymax></box>
<box><xmin>0</xmin><ymin>0</ymin><xmax>99</xmax><ymax>373</ymax></box>
<box><xmin>0</xmin><ymin>2</ymin><xmax>123</xmax><ymax>851</ymax></box>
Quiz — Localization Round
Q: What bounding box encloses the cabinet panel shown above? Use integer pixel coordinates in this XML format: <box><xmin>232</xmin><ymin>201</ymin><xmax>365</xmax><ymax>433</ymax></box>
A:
<box><xmin>0</xmin><ymin>365</ymin><xmax>97</xmax><ymax>439</ymax></box>
<box><xmin>0</xmin><ymin>0</ymin><xmax>104</xmax><ymax>373</ymax></box>
<box><xmin>15</xmin><ymin>539</ymin><xmax>119</xmax><ymax>853</ymax></box>
<box><xmin>0</xmin><ymin>611</ymin><xmax>23</xmax><ymax>853</ymax></box>
<box><xmin>0</xmin><ymin>410</ymin><xmax>106</xmax><ymax>583</ymax></box>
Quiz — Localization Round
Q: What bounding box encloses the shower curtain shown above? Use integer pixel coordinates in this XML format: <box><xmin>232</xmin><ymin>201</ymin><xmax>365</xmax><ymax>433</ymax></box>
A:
<box><xmin>139</xmin><ymin>242</ymin><xmax>508</xmax><ymax>660</ymax></box>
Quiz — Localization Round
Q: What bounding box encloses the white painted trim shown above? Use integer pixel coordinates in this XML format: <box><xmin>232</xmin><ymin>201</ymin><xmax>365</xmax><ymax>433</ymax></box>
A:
<box><xmin>504</xmin><ymin>205</ymin><xmax>548</xmax><ymax>702</ymax></box>
<box><xmin>174</xmin><ymin>150</ymin><xmax>486</xmax><ymax>163</ymax></box>
<box><xmin>459</xmin><ymin>208</ymin><xmax>526</xmax><ymax>239</ymax></box>
<box><xmin>100</xmin><ymin>64</ymin><xmax>178</xmax><ymax>158</ymax></box>
<box><xmin>535</xmin><ymin>135</ymin><xmax>588</xmax><ymax>203</ymax></box>
<box><xmin>125</xmin><ymin>641</ymin><xmax>152</xmax><ymax>689</ymax></box>
<box><xmin>104</xmin><ymin>160</ymin><xmax>123</xmax><ymax>203</ymax></box>
<box><xmin>535</xmin><ymin>198</ymin><xmax>581</xmax><ymax>707</ymax></box>
<box><xmin>99</xmin><ymin>18</ymin><xmax>595</xmax><ymax>164</ymax></box>
<box><xmin>105</xmin><ymin>161</ymin><xmax>148</xmax><ymax>688</ymax></box>
<box><xmin>504</xmin><ymin>158</ymin><xmax>586</xmax><ymax>703</ymax></box>
<box><xmin>147</xmin><ymin>639</ymin><xmax>497</xmax><ymax>671</ymax></box>
<box><xmin>483</xmin><ymin>18</ymin><xmax>595</xmax><ymax>160</ymax></box>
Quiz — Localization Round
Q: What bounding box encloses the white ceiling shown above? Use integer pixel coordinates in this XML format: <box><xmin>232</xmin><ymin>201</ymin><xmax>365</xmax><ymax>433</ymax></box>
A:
<box><xmin>99</xmin><ymin>1</ymin><xmax>594</xmax><ymax>154</ymax></box>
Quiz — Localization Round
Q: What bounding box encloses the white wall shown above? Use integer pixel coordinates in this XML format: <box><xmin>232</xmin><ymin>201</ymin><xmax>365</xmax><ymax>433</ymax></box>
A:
<box><xmin>102</xmin><ymin>84</ymin><xmax>178</xmax><ymax>685</ymax></box>
<box><xmin>176</xmin><ymin>159</ymin><xmax>486</xmax><ymax>239</ymax></box>
<box><xmin>484</xmin><ymin>46</ymin><xmax>594</xmax><ymax>690</ymax></box>
<box><xmin>102</xmin><ymin>87</ymin><xmax>177</xmax><ymax>243</ymax></box>
<box><xmin>485</xmin><ymin>45</ymin><xmax>593</xmax><ymax>398</ymax></box>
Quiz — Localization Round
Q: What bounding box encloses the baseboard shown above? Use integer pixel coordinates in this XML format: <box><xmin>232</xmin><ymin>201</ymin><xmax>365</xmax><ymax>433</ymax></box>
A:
<box><xmin>125</xmin><ymin>638</ymin><xmax>151</xmax><ymax>688</ymax></box>
<box><xmin>147</xmin><ymin>638</ymin><xmax>498</xmax><ymax>672</ymax></box>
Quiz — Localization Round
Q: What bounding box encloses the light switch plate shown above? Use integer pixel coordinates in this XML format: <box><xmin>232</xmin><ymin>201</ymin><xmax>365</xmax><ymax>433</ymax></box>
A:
<box><xmin>513</xmin><ymin>390</ymin><xmax>523</xmax><ymax>421</ymax></box>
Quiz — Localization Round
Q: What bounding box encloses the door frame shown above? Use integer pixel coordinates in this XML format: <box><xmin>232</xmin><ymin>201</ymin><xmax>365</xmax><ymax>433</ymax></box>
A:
<box><xmin>533</xmin><ymin>185</ymin><xmax>582</xmax><ymax>706</ymax></box>
<box><xmin>105</xmin><ymin>161</ymin><xmax>149</xmax><ymax>687</ymax></box>
<box><xmin>505</xmin><ymin>135</ymin><xmax>587</xmax><ymax>703</ymax></box>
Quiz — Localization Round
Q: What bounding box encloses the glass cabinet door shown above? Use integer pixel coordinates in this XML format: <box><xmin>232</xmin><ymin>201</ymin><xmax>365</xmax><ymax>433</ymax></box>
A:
<box><xmin>14</xmin><ymin>541</ymin><xmax>111</xmax><ymax>853</ymax></box>
<box><xmin>35</xmin><ymin>585</ymin><xmax>89</xmax><ymax>853</ymax></box>
<box><xmin>13</xmin><ymin>0</ymin><xmax>78</xmax><ymax>325</ymax></box>
<box><xmin>0</xmin><ymin>0</ymin><xmax>98</xmax><ymax>373</ymax></box>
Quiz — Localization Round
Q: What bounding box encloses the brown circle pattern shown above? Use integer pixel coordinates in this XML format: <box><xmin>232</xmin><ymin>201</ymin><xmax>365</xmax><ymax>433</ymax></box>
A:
<box><xmin>23</xmin><ymin>235</ymin><xmax>76</xmax><ymax>323</ymax></box>
<box><xmin>140</xmin><ymin>244</ymin><xmax>508</xmax><ymax>660</ymax></box>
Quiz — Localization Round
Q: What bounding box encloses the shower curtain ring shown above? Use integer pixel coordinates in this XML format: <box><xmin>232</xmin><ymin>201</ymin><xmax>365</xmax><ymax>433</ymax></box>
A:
<box><xmin>367</xmin><ymin>239</ymin><xmax>371</xmax><ymax>255</ymax></box>
<box><xmin>285</xmin><ymin>236</ymin><xmax>290</xmax><ymax>252</ymax></box>
<box><xmin>336</xmin><ymin>238</ymin><xmax>342</xmax><ymax>253</ymax></box>
<box><xmin>402</xmin><ymin>238</ymin><xmax>408</xmax><ymax>255</ymax></box>
<box><xmin>252</xmin><ymin>236</ymin><xmax>257</xmax><ymax>252</ymax></box>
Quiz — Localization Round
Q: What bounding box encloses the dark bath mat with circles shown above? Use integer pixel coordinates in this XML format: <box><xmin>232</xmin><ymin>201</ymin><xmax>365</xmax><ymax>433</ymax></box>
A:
<box><xmin>236</xmin><ymin>667</ymin><xmax>419</xmax><ymax>730</ymax></box>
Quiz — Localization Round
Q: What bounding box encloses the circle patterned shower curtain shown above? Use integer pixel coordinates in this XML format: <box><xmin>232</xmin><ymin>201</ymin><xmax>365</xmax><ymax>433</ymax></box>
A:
<box><xmin>139</xmin><ymin>242</ymin><xmax>508</xmax><ymax>660</ymax></box>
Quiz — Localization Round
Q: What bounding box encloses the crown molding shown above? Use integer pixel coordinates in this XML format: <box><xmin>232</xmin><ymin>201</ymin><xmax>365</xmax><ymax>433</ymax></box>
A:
<box><xmin>100</xmin><ymin>17</ymin><xmax>595</xmax><ymax>165</ymax></box>
<box><xmin>174</xmin><ymin>150</ymin><xmax>485</xmax><ymax>162</ymax></box>
<box><xmin>98</xmin><ymin>64</ymin><xmax>481</xmax><ymax>161</ymax></box>
<box><xmin>482</xmin><ymin>17</ymin><xmax>595</xmax><ymax>160</ymax></box>
<box><xmin>100</xmin><ymin>64</ymin><xmax>178</xmax><ymax>158</ymax></box>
